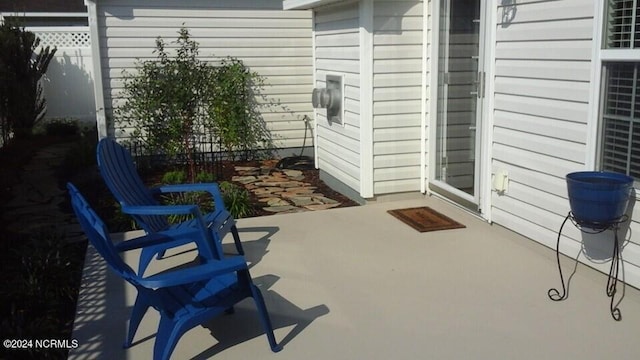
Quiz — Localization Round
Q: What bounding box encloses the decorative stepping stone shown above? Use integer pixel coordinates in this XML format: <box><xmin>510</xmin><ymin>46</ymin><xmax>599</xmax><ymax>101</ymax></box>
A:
<box><xmin>263</xmin><ymin>205</ymin><xmax>298</xmax><ymax>213</ymax></box>
<box><xmin>267</xmin><ymin>198</ymin><xmax>290</xmax><ymax>207</ymax></box>
<box><xmin>283</xmin><ymin>169</ymin><xmax>303</xmax><ymax>178</ymax></box>
<box><xmin>235</xmin><ymin>166</ymin><xmax>260</xmax><ymax>173</ymax></box>
<box><xmin>253</xmin><ymin>187</ymin><xmax>284</xmax><ymax>196</ymax></box>
<box><xmin>280</xmin><ymin>192</ymin><xmax>324</xmax><ymax>199</ymax></box>
<box><xmin>231</xmin><ymin>175</ymin><xmax>258</xmax><ymax>184</ymax></box>
<box><xmin>279</xmin><ymin>181</ymin><xmax>305</xmax><ymax>188</ymax></box>
<box><xmin>289</xmin><ymin>196</ymin><xmax>323</xmax><ymax>207</ymax></box>
<box><xmin>304</xmin><ymin>203</ymin><xmax>341</xmax><ymax>211</ymax></box>
<box><xmin>286</xmin><ymin>186</ymin><xmax>317</xmax><ymax>194</ymax></box>
<box><xmin>312</xmin><ymin>196</ymin><xmax>339</xmax><ymax>204</ymax></box>
<box><xmin>254</xmin><ymin>178</ymin><xmax>291</xmax><ymax>186</ymax></box>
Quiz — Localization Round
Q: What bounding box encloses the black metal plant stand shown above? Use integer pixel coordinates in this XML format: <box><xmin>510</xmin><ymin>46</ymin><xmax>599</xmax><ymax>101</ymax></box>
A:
<box><xmin>548</xmin><ymin>212</ymin><xmax>628</xmax><ymax>321</ymax></box>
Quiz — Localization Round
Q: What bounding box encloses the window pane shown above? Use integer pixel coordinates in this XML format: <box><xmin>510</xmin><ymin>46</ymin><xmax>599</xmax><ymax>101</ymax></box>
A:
<box><xmin>605</xmin><ymin>63</ymin><xmax>634</xmax><ymax>117</ymax></box>
<box><xmin>606</xmin><ymin>0</ymin><xmax>637</xmax><ymax>48</ymax></box>
<box><xmin>601</xmin><ymin>62</ymin><xmax>640</xmax><ymax>182</ymax></box>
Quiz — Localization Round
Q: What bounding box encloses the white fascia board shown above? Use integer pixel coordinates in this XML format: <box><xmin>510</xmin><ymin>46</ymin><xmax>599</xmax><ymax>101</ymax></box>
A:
<box><xmin>0</xmin><ymin>12</ymin><xmax>88</xmax><ymax>17</ymax></box>
<box><xmin>283</xmin><ymin>0</ymin><xmax>347</xmax><ymax>10</ymax></box>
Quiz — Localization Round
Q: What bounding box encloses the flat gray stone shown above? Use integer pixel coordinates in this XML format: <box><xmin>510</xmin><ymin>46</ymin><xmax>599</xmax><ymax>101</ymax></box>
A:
<box><xmin>231</xmin><ymin>175</ymin><xmax>258</xmax><ymax>184</ymax></box>
<box><xmin>283</xmin><ymin>169</ymin><xmax>303</xmax><ymax>178</ymax></box>
<box><xmin>312</xmin><ymin>196</ymin><xmax>339</xmax><ymax>204</ymax></box>
<box><xmin>263</xmin><ymin>205</ymin><xmax>298</xmax><ymax>213</ymax></box>
<box><xmin>304</xmin><ymin>203</ymin><xmax>341</xmax><ymax>211</ymax></box>
<box><xmin>267</xmin><ymin>198</ymin><xmax>290</xmax><ymax>206</ymax></box>
<box><xmin>289</xmin><ymin>196</ymin><xmax>322</xmax><ymax>207</ymax></box>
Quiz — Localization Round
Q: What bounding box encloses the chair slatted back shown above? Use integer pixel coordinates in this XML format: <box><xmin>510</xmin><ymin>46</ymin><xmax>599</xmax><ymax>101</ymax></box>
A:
<box><xmin>67</xmin><ymin>183</ymin><xmax>138</xmax><ymax>284</ymax></box>
<box><xmin>97</xmin><ymin>138</ymin><xmax>169</xmax><ymax>232</ymax></box>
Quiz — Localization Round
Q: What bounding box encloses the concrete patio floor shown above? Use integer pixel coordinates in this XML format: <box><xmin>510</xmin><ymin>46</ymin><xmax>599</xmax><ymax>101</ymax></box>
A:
<box><xmin>69</xmin><ymin>196</ymin><xmax>640</xmax><ymax>360</ymax></box>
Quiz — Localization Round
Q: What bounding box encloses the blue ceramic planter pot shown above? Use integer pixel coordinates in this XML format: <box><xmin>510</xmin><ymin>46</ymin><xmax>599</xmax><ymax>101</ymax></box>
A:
<box><xmin>566</xmin><ymin>171</ymin><xmax>634</xmax><ymax>225</ymax></box>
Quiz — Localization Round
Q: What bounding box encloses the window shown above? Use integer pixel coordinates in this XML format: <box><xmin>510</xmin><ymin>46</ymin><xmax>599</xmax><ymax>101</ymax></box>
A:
<box><xmin>605</xmin><ymin>0</ymin><xmax>640</xmax><ymax>48</ymax></box>
<box><xmin>601</xmin><ymin>63</ymin><xmax>640</xmax><ymax>178</ymax></box>
<box><xmin>599</xmin><ymin>0</ymin><xmax>640</xmax><ymax>183</ymax></box>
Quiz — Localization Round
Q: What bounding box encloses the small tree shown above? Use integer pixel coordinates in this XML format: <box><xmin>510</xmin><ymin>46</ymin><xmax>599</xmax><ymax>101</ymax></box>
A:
<box><xmin>116</xmin><ymin>28</ymin><xmax>212</xmax><ymax>180</ymax></box>
<box><xmin>208</xmin><ymin>57</ymin><xmax>274</xmax><ymax>161</ymax></box>
<box><xmin>117</xmin><ymin>27</ymin><xmax>276</xmax><ymax>179</ymax></box>
<box><xmin>0</xmin><ymin>21</ymin><xmax>56</xmax><ymax>140</ymax></box>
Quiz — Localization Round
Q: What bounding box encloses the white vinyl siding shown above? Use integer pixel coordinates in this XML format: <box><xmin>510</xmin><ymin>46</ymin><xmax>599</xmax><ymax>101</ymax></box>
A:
<box><xmin>491</xmin><ymin>0</ymin><xmax>640</xmax><ymax>288</ymax></box>
<box><xmin>372</xmin><ymin>0</ymin><xmax>424</xmax><ymax>194</ymax></box>
<box><xmin>492</xmin><ymin>1</ymin><xmax>591</xmax><ymax>244</ymax></box>
<box><xmin>94</xmin><ymin>0</ymin><xmax>313</xmax><ymax>149</ymax></box>
<box><xmin>314</xmin><ymin>1</ymin><xmax>362</xmax><ymax>192</ymax></box>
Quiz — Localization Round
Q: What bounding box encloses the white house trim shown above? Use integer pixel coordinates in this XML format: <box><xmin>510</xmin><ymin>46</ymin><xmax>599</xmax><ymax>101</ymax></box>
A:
<box><xmin>419</xmin><ymin>0</ymin><xmax>429</xmax><ymax>194</ymax></box>
<box><xmin>586</xmin><ymin>0</ymin><xmax>604</xmax><ymax>170</ymax></box>
<box><xmin>283</xmin><ymin>0</ymin><xmax>346</xmax><ymax>10</ymax></box>
<box><xmin>359</xmin><ymin>0</ymin><xmax>374</xmax><ymax>198</ymax></box>
<box><xmin>427</xmin><ymin>0</ymin><xmax>439</xmax><ymax>197</ymax></box>
<box><xmin>481</xmin><ymin>0</ymin><xmax>497</xmax><ymax>222</ymax></box>
<box><xmin>312</xmin><ymin>11</ymin><xmax>320</xmax><ymax>169</ymax></box>
<box><xmin>84</xmin><ymin>0</ymin><xmax>107</xmax><ymax>139</ymax></box>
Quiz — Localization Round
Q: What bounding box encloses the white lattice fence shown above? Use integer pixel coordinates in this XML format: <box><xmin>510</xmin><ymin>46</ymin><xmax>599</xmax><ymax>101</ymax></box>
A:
<box><xmin>26</xmin><ymin>26</ymin><xmax>96</xmax><ymax>124</ymax></box>
<box><xmin>27</xmin><ymin>26</ymin><xmax>91</xmax><ymax>48</ymax></box>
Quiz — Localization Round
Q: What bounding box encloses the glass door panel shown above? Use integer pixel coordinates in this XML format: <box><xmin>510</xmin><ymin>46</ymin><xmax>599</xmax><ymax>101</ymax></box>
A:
<box><xmin>433</xmin><ymin>0</ymin><xmax>482</xmax><ymax>207</ymax></box>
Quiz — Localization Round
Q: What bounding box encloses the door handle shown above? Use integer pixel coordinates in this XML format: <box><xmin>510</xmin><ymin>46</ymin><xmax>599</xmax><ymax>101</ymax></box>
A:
<box><xmin>470</xmin><ymin>72</ymin><xmax>485</xmax><ymax>99</ymax></box>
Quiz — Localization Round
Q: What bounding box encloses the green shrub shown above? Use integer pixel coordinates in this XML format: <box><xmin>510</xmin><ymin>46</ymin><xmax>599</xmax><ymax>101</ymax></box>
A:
<box><xmin>220</xmin><ymin>181</ymin><xmax>253</xmax><ymax>218</ymax></box>
<box><xmin>115</xmin><ymin>27</ymin><xmax>276</xmax><ymax>181</ymax></box>
<box><xmin>208</xmin><ymin>57</ymin><xmax>274</xmax><ymax>161</ymax></box>
<box><xmin>55</xmin><ymin>124</ymin><xmax>98</xmax><ymax>185</ymax></box>
<box><xmin>161</xmin><ymin>170</ymin><xmax>187</xmax><ymax>185</ymax></box>
<box><xmin>0</xmin><ymin>20</ymin><xmax>56</xmax><ymax>140</ymax></box>
<box><xmin>195</xmin><ymin>171</ymin><xmax>216</xmax><ymax>183</ymax></box>
<box><xmin>116</xmin><ymin>28</ymin><xmax>215</xmax><ymax>181</ymax></box>
<box><xmin>42</xmin><ymin>118</ymin><xmax>80</xmax><ymax>137</ymax></box>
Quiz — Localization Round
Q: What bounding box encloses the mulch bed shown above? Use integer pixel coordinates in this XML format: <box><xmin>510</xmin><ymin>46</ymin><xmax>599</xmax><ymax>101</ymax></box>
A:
<box><xmin>146</xmin><ymin>159</ymin><xmax>360</xmax><ymax>218</ymax></box>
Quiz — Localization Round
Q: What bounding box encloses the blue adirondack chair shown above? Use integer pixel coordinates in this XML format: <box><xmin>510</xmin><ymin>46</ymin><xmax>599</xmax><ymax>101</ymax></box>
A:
<box><xmin>67</xmin><ymin>183</ymin><xmax>281</xmax><ymax>360</ymax></box>
<box><xmin>96</xmin><ymin>137</ymin><xmax>244</xmax><ymax>273</ymax></box>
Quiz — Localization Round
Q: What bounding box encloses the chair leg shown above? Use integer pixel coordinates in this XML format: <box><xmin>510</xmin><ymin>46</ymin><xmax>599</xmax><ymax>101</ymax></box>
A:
<box><xmin>138</xmin><ymin>248</ymin><xmax>158</xmax><ymax>275</ymax></box>
<box><xmin>249</xmin><ymin>284</ymin><xmax>282</xmax><ymax>352</ymax></box>
<box><xmin>154</xmin><ymin>316</ymin><xmax>185</xmax><ymax>360</ymax></box>
<box><xmin>125</xmin><ymin>295</ymin><xmax>151</xmax><ymax>348</ymax></box>
<box><xmin>231</xmin><ymin>225</ymin><xmax>244</xmax><ymax>255</ymax></box>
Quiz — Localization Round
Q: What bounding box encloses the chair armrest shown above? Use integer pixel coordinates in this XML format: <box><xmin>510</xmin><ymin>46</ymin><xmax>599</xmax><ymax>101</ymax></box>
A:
<box><xmin>151</xmin><ymin>183</ymin><xmax>227</xmax><ymax>213</ymax></box>
<box><xmin>114</xmin><ymin>228</ymin><xmax>201</xmax><ymax>252</ymax></box>
<box><xmin>121</xmin><ymin>204</ymin><xmax>218</xmax><ymax>257</ymax></box>
<box><xmin>137</xmin><ymin>256</ymin><xmax>248</xmax><ymax>288</ymax></box>
<box><xmin>121</xmin><ymin>204</ymin><xmax>201</xmax><ymax>217</ymax></box>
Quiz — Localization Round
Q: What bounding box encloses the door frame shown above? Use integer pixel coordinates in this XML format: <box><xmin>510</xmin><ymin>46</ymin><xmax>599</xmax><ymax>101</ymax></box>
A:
<box><xmin>427</xmin><ymin>0</ymin><xmax>495</xmax><ymax>220</ymax></box>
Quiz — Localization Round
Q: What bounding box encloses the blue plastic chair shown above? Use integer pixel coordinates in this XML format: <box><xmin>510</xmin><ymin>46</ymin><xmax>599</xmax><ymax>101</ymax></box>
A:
<box><xmin>96</xmin><ymin>137</ymin><xmax>244</xmax><ymax>273</ymax></box>
<box><xmin>67</xmin><ymin>183</ymin><xmax>281</xmax><ymax>360</ymax></box>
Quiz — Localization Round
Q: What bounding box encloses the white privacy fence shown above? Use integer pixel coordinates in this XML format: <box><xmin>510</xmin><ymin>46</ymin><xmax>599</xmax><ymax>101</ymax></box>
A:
<box><xmin>29</xmin><ymin>26</ymin><xmax>96</xmax><ymax>126</ymax></box>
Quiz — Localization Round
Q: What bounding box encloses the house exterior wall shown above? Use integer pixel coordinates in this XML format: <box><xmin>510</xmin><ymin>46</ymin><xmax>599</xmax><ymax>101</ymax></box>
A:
<box><xmin>490</xmin><ymin>0</ymin><xmax>640</xmax><ymax>287</ymax></box>
<box><xmin>371</xmin><ymin>0</ymin><xmax>424</xmax><ymax>194</ymax></box>
<box><xmin>314</xmin><ymin>1</ymin><xmax>362</xmax><ymax>193</ymax></box>
<box><xmin>312</xmin><ymin>0</ymin><xmax>425</xmax><ymax>197</ymax></box>
<box><xmin>93</xmin><ymin>0</ymin><xmax>313</xmax><ymax>149</ymax></box>
<box><xmin>302</xmin><ymin>0</ymin><xmax>640</xmax><ymax>288</ymax></box>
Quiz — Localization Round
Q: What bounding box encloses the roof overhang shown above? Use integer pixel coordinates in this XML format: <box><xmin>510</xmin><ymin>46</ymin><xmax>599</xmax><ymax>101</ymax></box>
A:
<box><xmin>283</xmin><ymin>0</ymin><xmax>347</xmax><ymax>10</ymax></box>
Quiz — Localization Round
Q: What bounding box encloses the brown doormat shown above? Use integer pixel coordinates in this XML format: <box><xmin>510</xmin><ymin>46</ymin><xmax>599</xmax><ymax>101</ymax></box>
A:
<box><xmin>387</xmin><ymin>206</ymin><xmax>466</xmax><ymax>232</ymax></box>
